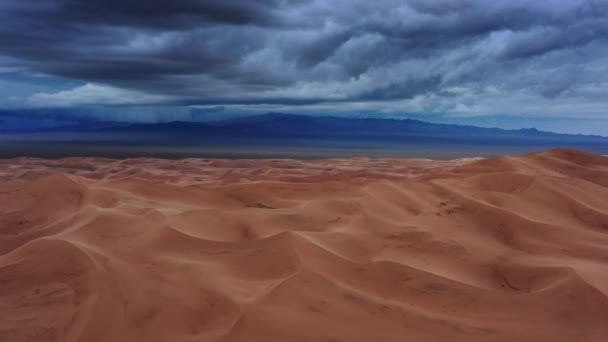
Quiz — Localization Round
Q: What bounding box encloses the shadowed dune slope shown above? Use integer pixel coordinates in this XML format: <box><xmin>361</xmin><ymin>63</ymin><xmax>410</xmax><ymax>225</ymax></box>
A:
<box><xmin>1</xmin><ymin>148</ymin><xmax>608</xmax><ymax>341</ymax></box>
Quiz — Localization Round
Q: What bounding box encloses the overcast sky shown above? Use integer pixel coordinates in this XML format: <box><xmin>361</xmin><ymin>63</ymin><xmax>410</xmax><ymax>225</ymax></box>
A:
<box><xmin>1</xmin><ymin>0</ymin><xmax>607</xmax><ymax>134</ymax></box>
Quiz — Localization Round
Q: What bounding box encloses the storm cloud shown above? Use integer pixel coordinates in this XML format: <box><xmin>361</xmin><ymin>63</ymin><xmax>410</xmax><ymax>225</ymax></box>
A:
<box><xmin>1</xmin><ymin>0</ymin><xmax>608</xmax><ymax>130</ymax></box>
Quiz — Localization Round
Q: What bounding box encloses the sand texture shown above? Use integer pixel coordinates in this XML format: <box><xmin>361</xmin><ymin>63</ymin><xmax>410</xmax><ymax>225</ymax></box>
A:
<box><xmin>1</xmin><ymin>148</ymin><xmax>608</xmax><ymax>341</ymax></box>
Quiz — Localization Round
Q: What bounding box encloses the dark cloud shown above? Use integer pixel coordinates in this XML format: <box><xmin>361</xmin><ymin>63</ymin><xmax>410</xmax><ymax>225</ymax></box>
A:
<box><xmin>6</xmin><ymin>0</ymin><xmax>290</xmax><ymax>29</ymax></box>
<box><xmin>357</xmin><ymin>76</ymin><xmax>442</xmax><ymax>101</ymax></box>
<box><xmin>0</xmin><ymin>0</ymin><xmax>607</xmax><ymax>109</ymax></box>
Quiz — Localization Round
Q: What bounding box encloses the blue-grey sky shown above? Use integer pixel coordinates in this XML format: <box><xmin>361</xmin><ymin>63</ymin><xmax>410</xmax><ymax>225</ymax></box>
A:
<box><xmin>0</xmin><ymin>0</ymin><xmax>607</xmax><ymax>134</ymax></box>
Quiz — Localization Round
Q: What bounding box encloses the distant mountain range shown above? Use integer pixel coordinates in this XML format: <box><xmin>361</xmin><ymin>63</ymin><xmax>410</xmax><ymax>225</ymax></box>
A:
<box><xmin>2</xmin><ymin>113</ymin><xmax>608</xmax><ymax>159</ymax></box>
<box><xmin>95</xmin><ymin>112</ymin><xmax>606</xmax><ymax>143</ymax></box>
<box><xmin>4</xmin><ymin>112</ymin><xmax>606</xmax><ymax>139</ymax></box>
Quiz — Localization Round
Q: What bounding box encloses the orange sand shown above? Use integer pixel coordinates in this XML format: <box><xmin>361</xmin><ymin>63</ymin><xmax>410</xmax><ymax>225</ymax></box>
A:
<box><xmin>1</xmin><ymin>148</ymin><xmax>607</xmax><ymax>341</ymax></box>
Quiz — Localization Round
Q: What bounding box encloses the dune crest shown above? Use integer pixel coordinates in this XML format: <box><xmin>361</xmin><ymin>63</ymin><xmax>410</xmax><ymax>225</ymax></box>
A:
<box><xmin>1</xmin><ymin>148</ymin><xmax>608</xmax><ymax>342</ymax></box>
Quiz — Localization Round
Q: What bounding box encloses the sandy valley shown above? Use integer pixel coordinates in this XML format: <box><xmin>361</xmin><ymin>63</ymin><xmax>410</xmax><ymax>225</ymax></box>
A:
<box><xmin>1</xmin><ymin>148</ymin><xmax>608</xmax><ymax>342</ymax></box>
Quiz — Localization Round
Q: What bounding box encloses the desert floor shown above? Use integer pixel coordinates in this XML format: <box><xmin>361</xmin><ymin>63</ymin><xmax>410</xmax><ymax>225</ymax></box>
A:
<box><xmin>1</xmin><ymin>148</ymin><xmax>608</xmax><ymax>342</ymax></box>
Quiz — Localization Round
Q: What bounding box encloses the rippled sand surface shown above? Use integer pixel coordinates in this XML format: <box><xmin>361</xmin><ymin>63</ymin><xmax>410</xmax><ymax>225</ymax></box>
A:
<box><xmin>1</xmin><ymin>148</ymin><xmax>608</xmax><ymax>342</ymax></box>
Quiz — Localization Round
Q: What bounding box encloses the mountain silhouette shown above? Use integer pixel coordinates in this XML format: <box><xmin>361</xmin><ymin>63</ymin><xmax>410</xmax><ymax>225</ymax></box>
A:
<box><xmin>2</xmin><ymin>113</ymin><xmax>607</xmax><ymax>158</ymax></box>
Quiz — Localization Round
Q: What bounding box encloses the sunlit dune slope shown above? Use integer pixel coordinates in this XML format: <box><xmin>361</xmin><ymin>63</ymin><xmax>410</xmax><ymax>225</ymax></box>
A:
<box><xmin>1</xmin><ymin>148</ymin><xmax>608</xmax><ymax>342</ymax></box>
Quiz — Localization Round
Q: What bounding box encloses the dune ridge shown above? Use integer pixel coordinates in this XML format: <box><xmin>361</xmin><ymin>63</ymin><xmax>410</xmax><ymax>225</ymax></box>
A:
<box><xmin>1</xmin><ymin>148</ymin><xmax>608</xmax><ymax>341</ymax></box>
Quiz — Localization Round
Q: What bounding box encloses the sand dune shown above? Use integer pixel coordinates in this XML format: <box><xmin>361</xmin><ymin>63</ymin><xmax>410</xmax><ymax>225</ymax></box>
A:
<box><xmin>1</xmin><ymin>148</ymin><xmax>608</xmax><ymax>341</ymax></box>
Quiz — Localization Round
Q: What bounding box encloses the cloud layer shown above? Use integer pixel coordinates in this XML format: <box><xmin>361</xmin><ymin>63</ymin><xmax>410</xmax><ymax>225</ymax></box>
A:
<box><xmin>0</xmin><ymin>0</ymin><xmax>607</xmax><ymax>125</ymax></box>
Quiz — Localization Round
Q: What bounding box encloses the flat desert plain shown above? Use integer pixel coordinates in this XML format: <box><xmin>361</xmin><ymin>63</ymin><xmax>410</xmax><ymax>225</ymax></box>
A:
<box><xmin>1</xmin><ymin>148</ymin><xmax>608</xmax><ymax>342</ymax></box>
